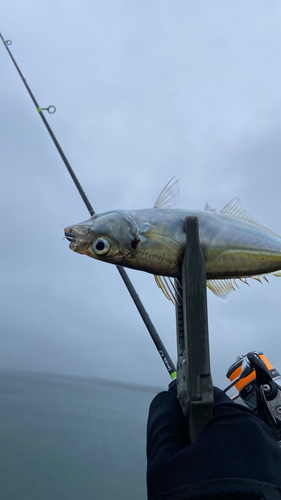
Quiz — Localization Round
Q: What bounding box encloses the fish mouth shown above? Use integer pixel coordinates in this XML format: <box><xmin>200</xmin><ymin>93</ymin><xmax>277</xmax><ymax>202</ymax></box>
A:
<box><xmin>64</xmin><ymin>224</ymin><xmax>96</xmax><ymax>253</ymax></box>
<box><xmin>65</xmin><ymin>231</ymin><xmax>76</xmax><ymax>243</ymax></box>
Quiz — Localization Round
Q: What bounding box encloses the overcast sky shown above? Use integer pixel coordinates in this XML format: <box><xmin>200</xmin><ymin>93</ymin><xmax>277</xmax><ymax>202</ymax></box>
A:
<box><xmin>1</xmin><ymin>1</ymin><xmax>281</xmax><ymax>389</ymax></box>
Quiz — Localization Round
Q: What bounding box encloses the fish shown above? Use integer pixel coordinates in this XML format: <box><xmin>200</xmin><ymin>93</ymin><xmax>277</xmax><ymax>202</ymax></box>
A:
<box><xmin>64</xmin><ymin>179</ymin><xmax>281</xmax><ymax>302</ymax></box>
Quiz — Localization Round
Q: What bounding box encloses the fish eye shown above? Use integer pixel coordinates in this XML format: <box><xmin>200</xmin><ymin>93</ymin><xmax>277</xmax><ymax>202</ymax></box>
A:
<box><xmin>92</xmin><ymin>238</ymin><xmax>110</xmax><ymax>255</ymax></box>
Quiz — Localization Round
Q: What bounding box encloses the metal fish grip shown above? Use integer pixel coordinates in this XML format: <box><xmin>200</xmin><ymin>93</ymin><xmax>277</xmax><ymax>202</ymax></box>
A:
<box><xmin>176</xmin><ymin>217</ymin><xmax>213</xmax><ymax>443</ymax></box>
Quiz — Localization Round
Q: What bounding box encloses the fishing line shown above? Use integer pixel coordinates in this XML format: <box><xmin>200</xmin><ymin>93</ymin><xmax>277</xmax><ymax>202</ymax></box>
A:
<box><xmin>1</xmin><ymin>33</ymin><xmax>176</xmax><ymax>379</ymax></box>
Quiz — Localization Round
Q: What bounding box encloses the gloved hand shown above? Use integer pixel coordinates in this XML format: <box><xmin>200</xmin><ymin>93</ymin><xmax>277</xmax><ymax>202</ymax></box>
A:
<box><xmin>147</xmin><ymin>386</ymin><xmax>281</xmax><ymax>500</ymax></box>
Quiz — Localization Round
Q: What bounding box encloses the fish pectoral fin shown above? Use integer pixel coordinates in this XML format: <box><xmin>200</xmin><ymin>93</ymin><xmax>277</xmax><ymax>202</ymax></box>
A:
<box><xmin>207</xmin><ymin>279</ymin><xmax>237</xmax><ymax>300</ymax></box>
<box><xmin>154</xmin><ymin>178</ymin><xmax>180</xmax><ymax>209</ymax></box>
<box><xmin>146</xmin><ymin>231</ymin><xmax>181</xmax><ymax>252</ymax></box>
<box><xmin>154</xmin><ymin>276</ymin><xmax>179</xmax><ymax>305</ymax></box>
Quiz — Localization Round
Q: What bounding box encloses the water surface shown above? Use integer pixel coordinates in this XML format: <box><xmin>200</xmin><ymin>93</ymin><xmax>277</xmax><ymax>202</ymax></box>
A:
<box><xmin>0</xmin><ymin>371</ymin><xmax>162</xmax><ymax>500</ymax></box>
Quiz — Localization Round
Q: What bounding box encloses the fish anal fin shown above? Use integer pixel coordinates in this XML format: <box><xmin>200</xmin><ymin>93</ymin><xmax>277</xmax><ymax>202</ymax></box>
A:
<box><xmin>272</xmin><ymin>271</ymin><xmax>281</xmax><ymax>277</ymax></box>
<box><xmin>240</xmin><ymin>277</ymin><xmax>250</xmax><ymax>286</ymax></box>
<box><xmin>252</xmin><ymin>270</ymin><xmax>281</xmax><ymax>283</ymax></box>
<box><xmin>207</xmin><ymin>279</ymin><xmax>236</xmax><ymax>301</ymax></box>
<box><xmin>156</xmin><ymin>270</ymin><xmax>281</xmax><ymax>304</ymax></box>
<box><xmin>154</xmin><ymin>178</ymin><xmax>180</xmax><ymax>209</ymax></box>
<box><xmin>251</xmin><ymin>275</ymin><xmax>263</xmax><ymax>284</ymax></box>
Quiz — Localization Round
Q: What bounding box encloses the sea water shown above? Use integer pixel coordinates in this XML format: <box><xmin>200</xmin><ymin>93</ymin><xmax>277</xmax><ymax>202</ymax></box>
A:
<box><xmin>0</xmin><ymin>371</ymin><xmax>162</xmax><ymax>500</ymax></box>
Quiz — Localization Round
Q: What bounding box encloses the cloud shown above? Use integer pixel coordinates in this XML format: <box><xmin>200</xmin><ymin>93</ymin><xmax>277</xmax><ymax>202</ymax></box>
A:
<box><xmin>1</xmin><ymin>1</ymin><xmax>281</xmax><ymax>387</ymax></box>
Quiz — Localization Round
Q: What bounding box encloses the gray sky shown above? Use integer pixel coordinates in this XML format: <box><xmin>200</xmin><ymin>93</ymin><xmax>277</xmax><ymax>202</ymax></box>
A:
<box><xmin>1</xmin><ymin>1</ymin><xmax>281</xmax><ymax>389</ymax></box>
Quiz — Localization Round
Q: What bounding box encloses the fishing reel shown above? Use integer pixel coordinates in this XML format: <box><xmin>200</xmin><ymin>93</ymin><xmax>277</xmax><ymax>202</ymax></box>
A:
<box><xmin>225</xmin><ymin>351</ymin><xmax>281</xmax><ymax>442</ymax></box>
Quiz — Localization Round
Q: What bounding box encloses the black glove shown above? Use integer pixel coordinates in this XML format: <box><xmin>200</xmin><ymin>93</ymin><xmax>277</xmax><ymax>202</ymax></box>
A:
<box><xmin>147</xmin><ymin>387</ymin><xmax>281</xmax><ymax>500</ymax></box>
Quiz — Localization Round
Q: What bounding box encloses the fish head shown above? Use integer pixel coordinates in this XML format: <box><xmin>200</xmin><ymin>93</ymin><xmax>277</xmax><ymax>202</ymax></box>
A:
<box><xmin>64</xmin><ymin>210</ymin><xmax>140</xmax><ymax>265</ymax></box>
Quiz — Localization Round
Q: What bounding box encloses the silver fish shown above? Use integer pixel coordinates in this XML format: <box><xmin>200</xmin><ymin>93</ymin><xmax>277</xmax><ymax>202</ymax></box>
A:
<box><xmin>64</xmin><ymin>180</ymin><xmax>281</xmax><ymax>301</ymax></box>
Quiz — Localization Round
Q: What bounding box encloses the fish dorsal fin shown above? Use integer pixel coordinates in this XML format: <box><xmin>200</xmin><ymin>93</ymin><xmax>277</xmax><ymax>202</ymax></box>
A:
<box><xmin>219</xmin><ymin>197</ymin><xmax>262</xmax><ymax>225</ymax></box>
<box><xmin>220</xmin><ymin>197</ymin><xmax>281</xmax><ymax>236</ymax></box>
<box><xmin>154</xmin><ymin>276</ymin><xmax>179</xmax><ymax>305</ymax></box>
<box><xmin>154</xmin><ymin>178</ymin><xmax>180</xmax><ymax>208</ymax></box>
<box><xmin>219</xmin><ymin>197</ymin><xmax>251</xmax><ymax>219</ymax></box>
<box><xmin>204</xmin><ymin>201</ymin><xmax>217</xmax><ymax>212</ymax></box>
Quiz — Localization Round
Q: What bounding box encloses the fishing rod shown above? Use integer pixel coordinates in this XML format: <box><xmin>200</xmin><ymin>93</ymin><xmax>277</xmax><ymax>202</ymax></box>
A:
<box><xmin>1</xmin><ymin>33</ymin><xmax>176</xmax><ymax>379</ymax></box>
